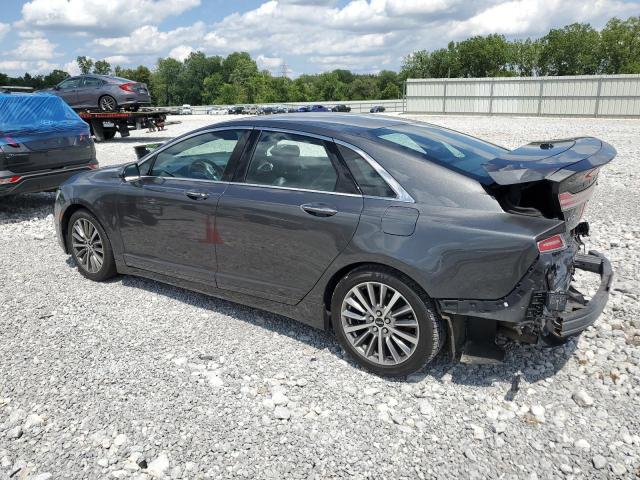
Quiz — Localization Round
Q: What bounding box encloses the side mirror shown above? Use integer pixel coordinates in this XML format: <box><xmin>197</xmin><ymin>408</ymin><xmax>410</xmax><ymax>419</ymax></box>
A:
<box><xmin>121</xmin><ymin>163</ymin><xmax>141</xmax><ymax>182</ymax></box>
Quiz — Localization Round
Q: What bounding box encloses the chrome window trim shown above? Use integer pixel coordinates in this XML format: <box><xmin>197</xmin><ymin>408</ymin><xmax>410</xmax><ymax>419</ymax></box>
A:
<box><xmin>228</xmin><ymin>182</ymin><xmax>362</xmax><ymax>198</ymax></box>
<box><xmin>253</xmin><ymin>127</ymin><xmax>333</xmax><ymax>143</ymax></box>
<box><xmin>333</xmin><ymin>139</ymin><xmax>415</xmax><ymax>203</ymax></box>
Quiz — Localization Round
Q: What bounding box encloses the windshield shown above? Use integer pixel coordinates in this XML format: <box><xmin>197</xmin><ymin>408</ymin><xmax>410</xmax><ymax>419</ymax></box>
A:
<box><xmin>367</xmin><ymin>123</ymin><xmax>507</xmax><ymax>183</ymax></box>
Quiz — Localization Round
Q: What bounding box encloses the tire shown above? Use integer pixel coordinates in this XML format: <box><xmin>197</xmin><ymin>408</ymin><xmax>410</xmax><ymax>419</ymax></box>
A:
<box><xmin>103</xmin><ymin>129</ymin><xmax>117</xmax><ymax>140</ymax></box>
<box><xmin>331</xmin><ymin>266</ymin><xmax>444</xmax><ymax>377</ymax></box>
<box><xmin>98</xmin><ymin>95</ymin><xmax>117</xmax><ymax>112</ymax></box>
<box><xmin>67</xmin><ymin>209</ymin><xmax>117</xmax><ymax>282</ymax></box>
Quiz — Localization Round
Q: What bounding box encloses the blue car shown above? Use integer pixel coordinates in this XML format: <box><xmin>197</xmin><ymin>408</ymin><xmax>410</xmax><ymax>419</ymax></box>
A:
<box><xmin>297</xmin><ymin>105</ymin><xmax>329</xmax><ymax>113</ymax></box>
<box><xmin>0</xmin><ymin>93</ymin><xmax>97</xmax><ymax>197</ymax></box>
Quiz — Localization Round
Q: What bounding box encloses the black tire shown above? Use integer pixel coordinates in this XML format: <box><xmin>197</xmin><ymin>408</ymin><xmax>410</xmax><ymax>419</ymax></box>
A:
<box><xmin>541</xmin><ymin>331</ymin><xmax>582</xmax><ymax>346</ymax></box>
<box><xmin>331</xmin><ymin>266</ymin><xmax>444</xmax><ymax>377</ymax></box>
<box><xmin>67</xmin><ymin>209</ymin><xmax>117</xmax><ymax>282</ymax></box>
<box><xmin>103</xmin><ymin>129</ymin><xmax>117</xmax><ymax>140</ymax></box>
<box><xmin>98</xmin><ymin>95</ymin><xmax>117</xmax><ymax>112</ymax></box>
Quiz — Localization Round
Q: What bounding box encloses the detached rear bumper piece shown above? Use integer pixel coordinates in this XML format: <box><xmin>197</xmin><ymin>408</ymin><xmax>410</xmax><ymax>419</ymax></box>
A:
<box><xmin>550</xmin><ymin>250</ymin><xmax>613</xmax><ymax>337</ymax></box>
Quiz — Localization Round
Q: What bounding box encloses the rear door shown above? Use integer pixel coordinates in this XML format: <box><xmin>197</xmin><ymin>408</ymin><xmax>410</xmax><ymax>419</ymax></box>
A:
<box><xmin>75</xmin><ymin>76</ymin><xmax>104</xmax><ymax>108</ymax></box>
<box><xmin>215</xmin><ymin>129</ymin><xmax>363</xmax><ymax>304</ymax></box>
<box><xmin>117</xmin><ymin>128</ymin><xmax>250</xmax><ymax>284</ymax></box>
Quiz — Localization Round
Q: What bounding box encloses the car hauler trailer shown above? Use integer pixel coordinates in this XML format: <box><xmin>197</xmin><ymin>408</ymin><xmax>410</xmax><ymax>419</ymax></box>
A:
<box><xmin>76</xmin><ymin>110</ymin><xmax>170</xmax><ymax>141</ymax></box>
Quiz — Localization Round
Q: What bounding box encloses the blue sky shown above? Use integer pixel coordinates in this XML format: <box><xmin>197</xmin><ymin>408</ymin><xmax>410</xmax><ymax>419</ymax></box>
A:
<box><xmin>1</xmin><ymin>0</ymin><xmax>640</xmax><ymax>77</ymax></box>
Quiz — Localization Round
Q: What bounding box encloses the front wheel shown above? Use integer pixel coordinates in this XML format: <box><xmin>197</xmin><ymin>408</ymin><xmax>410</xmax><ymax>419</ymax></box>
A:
<box><xmin>67</xmin><ymin>209</ymin><xmax>117</xmax><ymax>281</ymax></box>
<box><xmin>331</xmin><ymin>267</ymin><xmax>444</xmax><ymax>377</ymax></box>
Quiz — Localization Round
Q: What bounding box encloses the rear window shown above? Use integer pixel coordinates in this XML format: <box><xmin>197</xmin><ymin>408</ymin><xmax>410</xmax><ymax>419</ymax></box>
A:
<box><xmin>366</xmin><ymin>124</ymin><xmax>507</xmax><ymax>183</ymax></box>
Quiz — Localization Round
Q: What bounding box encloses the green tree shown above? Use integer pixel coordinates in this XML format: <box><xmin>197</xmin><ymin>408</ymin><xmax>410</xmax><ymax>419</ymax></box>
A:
<box><xmin>76</xmin><ymin>56</ymin><xmax>94</xmax><ymax>74</ymax></box>
<box><xmin>457</xmin><ymin>34</ymin><xmax>511</xmax><ymax>77</ymax></box>
<box><xmin>600</xmin><ymin>16</ymin><xmax>640</xmax><ymax>74</ymax></box>
<box><xmin>539</xmin><ymin>23</ymin><xmax>601</xmax><ymax>75</ymax></box>
<box><xmin>43</xmin><ymin>69</ymin><xmax>69</xmax><ymax>86</ymax></box>
<box><xmin>114</xmin><ymin>65</ymin><xmax>152</xmax><ymax>85</ymax></box>
<box><xmin>178</xmin><ymin>51</ymin><xmax>222</xmax><ymax>104</ymax></box>
<box><xmin>509</xmin><ymin>39</ymin><xmax>541</xmax><ymax>76</ymax></box>
<box><xmin>93</xmin><ymin>59</ymin><xmax>112</xmax><ymax>75</ymax></box>
<box><xmin>150</xmin><ymin>57</ymin><xmax>183</xmax><ymax>105</ymax></box>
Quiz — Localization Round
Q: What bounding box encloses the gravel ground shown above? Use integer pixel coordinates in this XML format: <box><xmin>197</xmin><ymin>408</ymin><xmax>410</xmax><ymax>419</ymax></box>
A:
<box><xmin>1</xmin><ymin>114</ymin><xmax>639</xmax><ymax>479</ymax></box>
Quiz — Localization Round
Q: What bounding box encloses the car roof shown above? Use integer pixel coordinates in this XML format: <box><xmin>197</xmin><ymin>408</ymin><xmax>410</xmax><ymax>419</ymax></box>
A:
<box><xmin>209</xmin><ymin>113</ymin><xmax>410</xmax><ymax>139</ymax></box>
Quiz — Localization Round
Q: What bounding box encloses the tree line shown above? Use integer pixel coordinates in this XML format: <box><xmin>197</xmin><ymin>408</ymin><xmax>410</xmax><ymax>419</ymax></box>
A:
<box><xmin>1</xmin><ymin>16</ymin><xmax>639</xmax><ymax>106</ymax></box>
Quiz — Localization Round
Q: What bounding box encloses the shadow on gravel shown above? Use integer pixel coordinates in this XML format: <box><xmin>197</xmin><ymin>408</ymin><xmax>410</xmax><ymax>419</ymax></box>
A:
<box><xmin>113</xmin><ymin>271</ymin><xmax>578</xmax><ymax>391</ymax></box>
<box><xmin>0</xmin><ymin>192</ymin><xmax>55</xmax><ymax>223</ymax></box>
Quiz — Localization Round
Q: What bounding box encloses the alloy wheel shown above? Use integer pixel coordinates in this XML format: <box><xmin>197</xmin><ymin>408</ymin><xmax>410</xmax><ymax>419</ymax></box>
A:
<box><xmin>340</xmin><ymin>281</ymin><xmax>420</xmax><ymax>365</ymax></box>
<box><xmin>71</xmin><ymin>218</ymin><xmax>104</xmax><ymax>274</ymax></box>
<box><xmin>99</xmin><ymin>96</ymin><xmax>116</xmax><ymax>111</ymax></box>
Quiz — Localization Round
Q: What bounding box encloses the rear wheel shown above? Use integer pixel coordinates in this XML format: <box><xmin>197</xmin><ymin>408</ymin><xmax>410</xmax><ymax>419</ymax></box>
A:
<box><xmin>67</xmin><ymin>209</ymin><xmax>117</xmax><ymax>281</ymax></box>
<box><xmin>98</xmin><ymin>95</ymin><xmax>117</xmax><ymax>112</ymax></box>
<box><xmin>332</xmin><ymin>266</ymin><xmax>444</xmax><ymax>377</ymax></box>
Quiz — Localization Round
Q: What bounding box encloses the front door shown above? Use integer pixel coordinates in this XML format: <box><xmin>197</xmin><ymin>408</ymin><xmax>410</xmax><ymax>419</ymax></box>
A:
<box><xmin>117</xmin><ymin>128</ymin><xmax>250</xmax><ymax>284</ymax></box>
<box><xmin>55</xmin><ymin>77</ymin><xmax>82</xmax><ymax>106</ymax></box>
<box><xmin>215</xmin><ymin>130</ymin><xmax>363</xmax><ymax>304</ymax></box>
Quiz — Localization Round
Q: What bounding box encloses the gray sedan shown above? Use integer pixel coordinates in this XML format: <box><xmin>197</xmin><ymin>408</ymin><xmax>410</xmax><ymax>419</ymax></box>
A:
<box><xmin>53</xmin><ymin>114</ymin><xmax>615</xmax><ymax>376</ymax></box>
<box><xmin>47</xmin><ymin>74</ymin><xmax>151</xmax><ymax>112</ymax></box>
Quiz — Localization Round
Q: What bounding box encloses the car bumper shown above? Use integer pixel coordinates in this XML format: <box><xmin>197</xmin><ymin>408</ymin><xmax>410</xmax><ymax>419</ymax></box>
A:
<box><xmin>438</xmin><ymin>247</ymin><xmax>613</xmax><ymax>338</ymax></box>
<box><xmin>0</xmin><ymin>165</ymin><xmax>96</xmax><ymax>197</ymax></box>
<box><xmin>550</xmin><ymin>251</ymin><xmax>613</xmax><ymax>337</ymax></box>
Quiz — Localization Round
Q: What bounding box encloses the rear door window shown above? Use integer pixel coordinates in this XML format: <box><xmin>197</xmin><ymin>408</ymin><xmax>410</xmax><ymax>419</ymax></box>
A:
<box><xmin>338</xmin><ymin>145</ymin><xmax>395</xmax><ymax>198</ymax></box>
<box><xmin>245</xmin><ymin>131</ymin><xmax>339</xmax><ymax>193</ymax></box>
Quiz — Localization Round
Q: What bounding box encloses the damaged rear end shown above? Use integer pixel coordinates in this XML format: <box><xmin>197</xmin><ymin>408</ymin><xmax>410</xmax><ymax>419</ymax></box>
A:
<box><xmin>443</xmin><ymin>137</ymin><xmax>616</xmax><ymax>354</ymax></box>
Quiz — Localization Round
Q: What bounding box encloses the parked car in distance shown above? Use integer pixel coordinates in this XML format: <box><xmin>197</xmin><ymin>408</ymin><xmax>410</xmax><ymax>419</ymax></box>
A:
<box><xmin>1</xmin><ymin>93</ymin><xmax>97</xmax><ymax>197</ymax></box>
<box><xmin>370</xmin><ymin>105</ymin><xmax>386</xmax><ymax>113</ymax></box>
<box><xmin>228</xmin><ymin>106</ymin><xmax>245</xmax><ymax>115</ymax></box>
<box><xmin>44</xmin><ymin>74</ymin><xmax>151</xmax><ymax>112</ymax></box>
<box><xmin>244</xmin><ymin>105</ymin><xmax>259</xmax><ymax>115</ymax></box>
<box><xmin>310</xmin><ymin>105</ymin><xmax>329</xmax><ymax>112</ymax></box>
<box><xmin>180</xmin><ymin>104</ymin><xmax>193</xmax><ymax>115</ymax></box>
<box><xmin>274</xmin><ymin>105</ymin><xmax>290</xmax><ymax>114</ymax></box>
<box><xmin>296</xmin><ymin>106</ymin><xmax>310</xmax><ymax>112</ymax></box>
<box><xmin>206</xmin><ymin>107</ymin><xmax>226</xmax><ymax>115</ymax></box>
<box><xmin>258</xmin><ymin>106</ymin><xmax>275</xmax><ymax>115</ymax></box>
<box><xmin>331</xmin><ymin>104</ymin><xmax>351</xmax><ymax>112</ymax></box>
<box><xmin>54</xmin><ymin>113</ymin><xmax>615</xmax><ymax>376</ymax></box>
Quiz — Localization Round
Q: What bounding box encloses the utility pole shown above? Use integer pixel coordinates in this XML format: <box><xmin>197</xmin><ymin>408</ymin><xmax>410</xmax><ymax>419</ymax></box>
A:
<box><xmin>280</xmin><ymin>61</ymin><xmax>291</xmax><ymax>78</ymax></box>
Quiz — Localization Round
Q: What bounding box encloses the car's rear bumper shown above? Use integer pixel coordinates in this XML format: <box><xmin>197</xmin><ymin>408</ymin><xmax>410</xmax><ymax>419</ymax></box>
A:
<box><xmin>438</xmin><ymin>246</ymin><xmax>613</xmax><ymax>339</ymax></box>
<box><xmin>0</xmin><ymin>164</ymin><xmax>97</xmax><ymax>197</ymax></box>
<box><xmin>550</xmin><ymin>251</ymin><xmax>613</xmax><ymax>337</ymax></box>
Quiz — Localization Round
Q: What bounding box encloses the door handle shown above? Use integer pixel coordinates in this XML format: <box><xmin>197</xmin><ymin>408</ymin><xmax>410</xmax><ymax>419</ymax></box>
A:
<box><xmin>185</xmin><ymin>191</ymin><xmax>209</xmax><ymax>200</ymax></box>
<box><xmin>300</xmin><ymin>203</ymin><xmax>338</xmax><ymax>217</ymax></box>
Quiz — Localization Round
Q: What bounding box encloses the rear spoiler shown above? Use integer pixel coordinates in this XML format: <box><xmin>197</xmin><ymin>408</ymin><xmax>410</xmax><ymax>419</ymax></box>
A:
<box><xmin>483</xmin><ymin>137</ymin><xmax>616</xmax><ymax>185</ymax></box>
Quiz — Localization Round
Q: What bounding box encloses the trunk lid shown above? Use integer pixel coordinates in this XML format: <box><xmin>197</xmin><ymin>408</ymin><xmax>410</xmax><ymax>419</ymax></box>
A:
<box><xmin>1</xmin><ymin>133</ymin><xmax>95</xmax><ymax>173</ymax></box>
<box><xmin>484</xmin><ymin>137</ymin><xmax>616</xmax><ymax>230</ymax></box>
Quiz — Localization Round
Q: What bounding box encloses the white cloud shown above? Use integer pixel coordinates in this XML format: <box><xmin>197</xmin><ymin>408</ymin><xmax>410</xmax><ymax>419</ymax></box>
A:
<box><xmin>20</xmin><ymin>0</ymin><xmax>201</xmax><ymax>34</ymax></box>
<box><xmin>169</xmin><ymin>45</ymin><xmax>196</xmax><ymax>61</ymax></box>
<box><xmin>104</xmin><ymin>55</ymin><xmax>131</xmax><ymax>65</ymax></box>
<box><xmin>63</xmin><ymin>61</ymin><xmax>81</xmax><ymax>76</ymax></box>
<box><xmin>257</xmin><ymin>55</ymin><xmax>284</xmax><ymax>70</ymax></box>
<box><xmin>0</xmin><ymin>23</ymin><xmax>10</xmax><ymax>41</ymax></box>
<box><xmin>13</xmin><ymin>38</ymin><xmax>58</xmax><ymax>61</ymax></box>
<box><xmin>92</xmin><ymin>23</ymin><xmax>206</xmax><ymax>56</ymax></box>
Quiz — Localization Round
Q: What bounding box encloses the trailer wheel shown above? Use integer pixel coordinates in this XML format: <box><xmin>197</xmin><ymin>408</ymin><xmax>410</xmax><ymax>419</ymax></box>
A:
<box><xmin>103</xmin><ymin>129</ymin><xmax>117</xmax><ymax>140</ymax></box>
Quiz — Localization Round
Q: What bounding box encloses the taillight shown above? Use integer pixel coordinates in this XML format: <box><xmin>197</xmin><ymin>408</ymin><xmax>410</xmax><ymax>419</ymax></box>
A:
<box><xmin>0</xmin><ymin>175</ymin><xmax>22</xmax><ymax>185</ymax></box>
<box><xmin>558</xmin><ymin>187</ymin><xmax>595</xmax><ymax>210</ymax></box>
<box><xmin>88</xmin><ymin>163</ymin><xmax>99</xmax><ymax>170</ymax></box>
<box><xmin>537</xmin><ymin>234</ymin><xmax>566</xmax><ymax>253</ymax></box>
<box><xmin>3</xmin><ymin>136</ymin><xmax>20</xmax><ymax>148</ymax></box>
<box><xmin>119</xmin><ymin>83</ymin><xmax>135</xmax><ymax>92</ymax></box>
